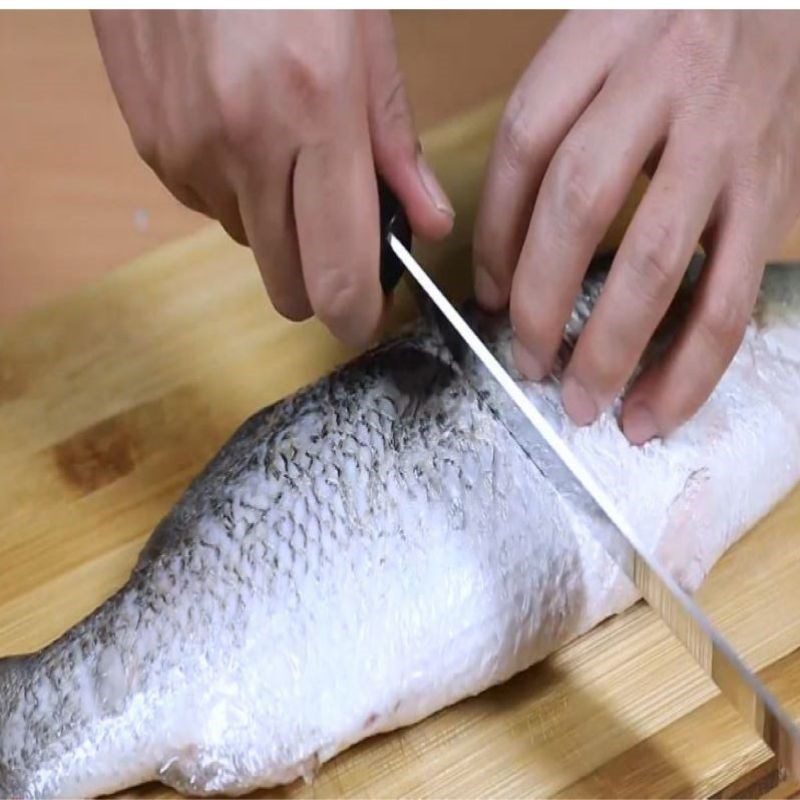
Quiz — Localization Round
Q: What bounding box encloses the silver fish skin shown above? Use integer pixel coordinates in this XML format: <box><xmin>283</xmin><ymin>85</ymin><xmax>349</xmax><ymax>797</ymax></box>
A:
<box><xmin>2</xmin><ymin>264</ymin><xmax>800</xmax><ymax>799</ymax></box>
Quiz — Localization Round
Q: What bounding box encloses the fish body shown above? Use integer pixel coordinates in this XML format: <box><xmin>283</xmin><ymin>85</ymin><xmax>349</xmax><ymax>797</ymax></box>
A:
<box><xmin>2</xmin><ymin>263</ymin><xmax>800</xmax><ymax>798</ymax></box>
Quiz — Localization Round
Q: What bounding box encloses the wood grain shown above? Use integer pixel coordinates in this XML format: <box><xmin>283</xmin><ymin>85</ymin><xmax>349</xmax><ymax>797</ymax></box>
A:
<box><xmin>3</xmin><ymin>96</ymin><xmax>800</xmax><ymax>799</ymax></box>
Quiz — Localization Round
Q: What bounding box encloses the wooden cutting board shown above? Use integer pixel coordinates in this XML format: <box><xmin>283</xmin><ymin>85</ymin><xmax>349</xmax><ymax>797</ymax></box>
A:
<box><xmin>3</xmin><ymin>98</ymin><xmax>800</xmax><ymax>799</ymax></box>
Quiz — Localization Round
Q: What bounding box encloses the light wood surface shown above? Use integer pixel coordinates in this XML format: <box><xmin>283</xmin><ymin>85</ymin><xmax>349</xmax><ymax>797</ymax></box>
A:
<box><xmin>3</xmin><ymin>96</ymin><xmax>800</xmax><ymax>799</ymax></box>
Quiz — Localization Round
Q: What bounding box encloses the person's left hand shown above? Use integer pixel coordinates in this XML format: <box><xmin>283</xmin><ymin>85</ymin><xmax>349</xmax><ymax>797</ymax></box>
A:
<box><xmin>473</xmin><ymin>10</ymin><xmax>800</xmax><ymax>444</ymax></box>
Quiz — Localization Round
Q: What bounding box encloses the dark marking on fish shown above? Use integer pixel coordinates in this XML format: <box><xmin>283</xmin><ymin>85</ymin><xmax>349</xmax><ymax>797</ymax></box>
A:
<box><xmin>363</xmin><ymin>712</ymin><xmax>378</xmax><ymax>729</ymax></box>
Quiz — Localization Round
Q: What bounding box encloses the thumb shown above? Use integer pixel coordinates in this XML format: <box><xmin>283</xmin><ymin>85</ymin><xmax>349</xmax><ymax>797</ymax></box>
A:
<box><xmin>361</xmin><ymin>12</ymin><xmax>455</xmax><ymax>242</ymax></box>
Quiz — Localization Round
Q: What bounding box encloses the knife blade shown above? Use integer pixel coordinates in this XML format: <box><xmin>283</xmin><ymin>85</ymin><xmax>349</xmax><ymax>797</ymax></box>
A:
<box><xmin>387</xmin><ymin>230</ymin><xmax>800</xmax><ymax>780</ymax></box>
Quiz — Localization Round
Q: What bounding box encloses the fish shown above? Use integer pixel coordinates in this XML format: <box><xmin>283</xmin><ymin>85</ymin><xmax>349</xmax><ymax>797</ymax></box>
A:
<box><xmin>2</xmin><ymin>256</ymin><xmax>800</xmax><ymax>799</ymax></box>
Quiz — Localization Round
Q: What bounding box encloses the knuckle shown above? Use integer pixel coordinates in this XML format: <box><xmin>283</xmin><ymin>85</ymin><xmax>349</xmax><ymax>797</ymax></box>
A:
<box><xmin>668</xmin><ymin>11</ymin><xmax>718</xmax><ymax>51</ymax></box>
<box><xmin>372</xmin><ymin>78</ymin><xmax>416</xmax><ymax>166</ymax></box>
<box><xmin>698</xmin><ymin>130</ymin><xmax>733</xmax><ymax>177</ymax></box>
<box><xmin>171</xmin><ymin>183</ymin><xmax>208</xmax><ymax>216</ymax></box>
<box><xmin>549</xmin><ymin>144</ymin><xmax>608</xmax><ymax>236</ymax></box>
<box><xmin>498</xmin><ymin>98</ymin><xmax>537</xmax><ymax>172</ymax></box>
<box><xmin>475</xmin><ymin>251</ymin><xmax>509</xmax><ymax>293</ymax></box>
<box><xmin>139</xmin><ymin>108</ymin><xmax>206</xmax><ymax>188</ymax></box>
<box><xmin>373</xmin><ymin>60</ymin><xmax>415</xmax><ymax>149</ymax></box>
<box><xmin>379</xmin><ymin>71</ymin><xmax>411</xmax><ymax>130</ymax></box>
<box><xmin>626</xmin><ymin>219</ymin><xmax>683</xmax><ymax>303</ymax></box>
<box><xmin>217</xmin><ymin>88</ymin><xmax>257</xmax><ymax>152</ymax></box>
<box><xmin>666</xmin><ymin>12</ymin><xmax>718</xmax><ymax>64</ymax></box>
<box><xmin>272</xmin><ymin>293</ymin><xmax>312</xmax><ymax>323</ymax></box>
<box><xmin>207</xmin><ymin>56</ymin><xmax>259</xmax><ymax>152</ymax></box>
<box><xmin>697</xmin><ymin>291</ymin><xmax>749</xmax><ymax>358</ymax></box>
<box><xmin>510</xmin><ymin>290</ymin><xmax>554</xmax><ymax>352</ymax></box>
<box><xmin>313</xmin><ymin>268</ymin><xmax>361</xmax><ymax>328</ymax></box>
<box><xmin>258</xmin><ymin>258</ymin><xmax>312</xmax><ymax>322</ymax></box>
<box><xmin>129</xmin><ymin>123</ymin><xmax>158</xmax><ymax>168</ymax></box>
<box><xmin>666</xmin><ymin>12</ymin><xmax>737</xmax><ymax>110</ymax></box>
<box><xmin>137</xmin><ymin>133</ymin><xmax>186</xmax><ymax>192</ymax></box>
<box><xmin>282</xmin><ymin>41</ymin><xmax>347</xmax><ymax>116</ymax></box>
<box><xmin>473</xmin><ymin>219</ymin><xmax>516</xmax><ymax>291</ymax></box>
<box><xmin>219</xmin><ymin>212</ymin><xmax>248</xmax><ymax>247</ymax></box>
<box><xmin>576</xmin><ymin>332</ymin><xmax>623</xmax><ymax>391</ymax></box>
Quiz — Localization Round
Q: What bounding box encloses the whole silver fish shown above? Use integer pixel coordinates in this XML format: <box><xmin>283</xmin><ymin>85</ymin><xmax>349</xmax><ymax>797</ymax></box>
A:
<box><xmin>3</xmin><ymin>261</ymin><xmax>800</xmax><ymax>798</ymax></box>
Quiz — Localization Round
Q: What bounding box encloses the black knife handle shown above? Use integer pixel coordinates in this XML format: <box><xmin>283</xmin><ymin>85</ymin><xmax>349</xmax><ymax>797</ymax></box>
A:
<box><xmin>378</xmin><ymin>175</ymin><xmax>412</xmax><ymax>295</ymax></box>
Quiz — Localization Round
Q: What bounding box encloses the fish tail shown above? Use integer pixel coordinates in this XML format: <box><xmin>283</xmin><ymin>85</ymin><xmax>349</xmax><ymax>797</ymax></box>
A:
<box><xmin>0</xmin><ymin>599</ymin><xmax>172</xmax><ymax>798</ymax></box>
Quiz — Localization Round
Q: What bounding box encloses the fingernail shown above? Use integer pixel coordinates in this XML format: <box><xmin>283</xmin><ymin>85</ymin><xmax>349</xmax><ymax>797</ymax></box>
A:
<box><xmin>512</xmin><ymin>338</ymin><xmax>547</xmax><ymax>381</ymax></box>
<box><xmin>474</xmin><ymin>265</ymin><xmax>505</xmax><ymax>310</ymax></box>
<box><xmin>623</xmin><ymin>402</ymin><xmax>658</xmax><ymax>445</ymax></box>
<box><xmin>416</xmin><ymin>153</ymin><xmax>455</xmax><ymax>219</ymax></box>
<box><xmin>562</xmin><ymin>376</ymin><xmax>598</xmax><ymax>427</ymax></box>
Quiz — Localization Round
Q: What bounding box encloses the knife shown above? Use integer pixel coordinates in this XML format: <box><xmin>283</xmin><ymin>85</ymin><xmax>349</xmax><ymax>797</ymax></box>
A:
<box><xmin>377</xmin><ymin>180</ymin><xmax>800</xmax><ymax>779</ymax></box>
<box><xmin>377</xmin><ymin>176</ymin><xmax>467</xmax><ymax>361</ymax></box>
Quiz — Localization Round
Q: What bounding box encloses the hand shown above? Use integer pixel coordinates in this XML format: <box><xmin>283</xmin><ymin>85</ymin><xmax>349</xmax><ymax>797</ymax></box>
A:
<box><xmin>473</xmin><ymin>11</ymin><xmax>800</xmax><ymax>443</ymax></box>
<box><xmin>92</xmin><ymin>10</ymin><xmax>454</xmax><ymax>348</ymax></box>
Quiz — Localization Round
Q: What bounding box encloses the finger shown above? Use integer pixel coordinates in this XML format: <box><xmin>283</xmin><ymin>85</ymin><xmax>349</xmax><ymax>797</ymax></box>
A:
<box><xmin>214</xmin><ymin>195</ymin><xmax>248</xmax><ymax>248</ymax></box>
<box><xmin>168</xmin><ymin>182</ymin><xmax>210</xmax><ymax>217</ymax></box>
<box><xmin>509</xmin><ymin>61</ymin><xmax>670</xmax><ymax>383</ymax></box>
<box><xmin>561</xmin><ymin>134</ymin><xmax>724</xmax><ymax>425</ymax></box>
<box><xmin>239</xmin><ymin>151</ymin><xmax>311</xmax><ymax>323</ymax></box>
<box><xmin>163</xmin><ymin>167</ymin><xmax>250</xmax><ymax>247</ymax></box>
<box><xmin>361</xmin><ymin>11</ymin><xmax>454</xmax><ymax>241</ymax></box>
<box><xmin>473</xmin><ymin>12</ymin><xmax>631</xmax><ymax>311</ymax></box>
<box><xmin>293</xmin><ymin>111</ymin><xmax>383</xmax><ymax>348</ymax></box>
<box><xmin>194</xmin><ymin>174</ymin><xmax>249</xmax><ymax>247</ymax></box>
<box><xmin>621</xmin><ymin>203</ymin><xmax>766</xmax><ymax>444</ymax></box>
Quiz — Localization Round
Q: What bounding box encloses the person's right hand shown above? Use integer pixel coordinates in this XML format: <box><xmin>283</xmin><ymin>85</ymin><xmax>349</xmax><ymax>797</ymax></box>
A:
<box><xmin>92</xmin><ymin>10</ymin><xmax>455</xmax><ymax>347</ymax></box>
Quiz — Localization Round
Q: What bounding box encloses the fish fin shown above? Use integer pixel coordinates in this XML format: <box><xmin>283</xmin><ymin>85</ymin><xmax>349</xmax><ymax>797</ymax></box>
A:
<box><xmin>158</xmin><ymin>745</ymin><xmax>256</xmax><ymax>797</ymax></box>
<box><xmin>758</xmin><ymin>263</ymin><xmax>800</xmax><ymax>327</ymax></box>
<box><xmin>754</xmin><ymin>263</ymin><xmax>800</xmax><ymax>363</ymax></box>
